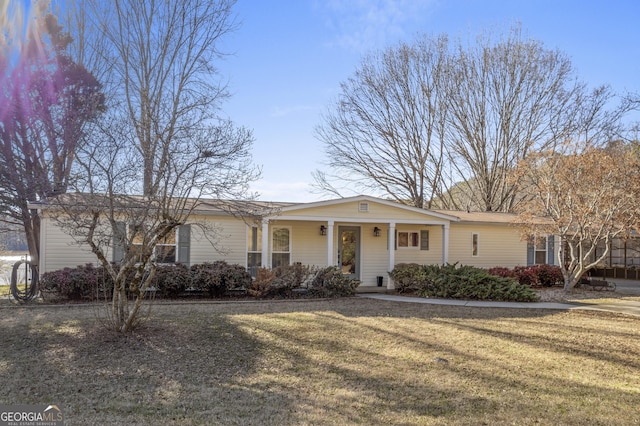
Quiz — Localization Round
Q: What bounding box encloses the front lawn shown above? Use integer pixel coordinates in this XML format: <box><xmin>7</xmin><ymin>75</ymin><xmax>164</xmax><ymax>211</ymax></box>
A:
<box><xmin>0</xmin><ymin>299</ymin><xmax>638</xmax><ymax>425</ymax></box>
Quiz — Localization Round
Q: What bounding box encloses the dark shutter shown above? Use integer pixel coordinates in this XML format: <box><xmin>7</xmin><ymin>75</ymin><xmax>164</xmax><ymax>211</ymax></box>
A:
<box><xmin>177</xmin><ymin>225</ymin><xmax>191</xmax><ymax>266</ymax></box>
<box><xmin>420</xmin><ymin>230</ymin><xmax>429</xmax><ymax>250</ymax></box>
<box><xmin>112</xmin><ymin>222</ymin><xmax>126</xmax><ymax>263</ymax></box>
<box><xmin>526</xmin><ymin>240</ymin><xmax>534</xmax><ymax>266</ymax></box>
<box><xmin>547</xmin><ymin>235</ymin><xmax>555</xmax><ymax>265</ymax></box>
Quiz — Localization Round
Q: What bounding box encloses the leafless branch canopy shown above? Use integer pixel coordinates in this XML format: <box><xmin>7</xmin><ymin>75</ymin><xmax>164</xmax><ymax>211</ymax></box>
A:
<box><xmin>315</xmin><ymin>25</ymin><xmax>634</xmax><ymax>212</ymax></box>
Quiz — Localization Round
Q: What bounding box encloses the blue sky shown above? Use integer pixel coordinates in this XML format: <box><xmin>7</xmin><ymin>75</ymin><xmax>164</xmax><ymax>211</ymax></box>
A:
<box><xmin>220</xmin><ymin>1</ymin><xmax>640</xmax><ymax>202</ymax></box>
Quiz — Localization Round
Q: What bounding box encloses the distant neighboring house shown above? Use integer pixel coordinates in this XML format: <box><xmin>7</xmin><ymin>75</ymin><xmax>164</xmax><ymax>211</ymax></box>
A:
<box><xmin>32</xmin><ymin>195</ymin><xmax>558</xmax><ymax>290</ymax></box>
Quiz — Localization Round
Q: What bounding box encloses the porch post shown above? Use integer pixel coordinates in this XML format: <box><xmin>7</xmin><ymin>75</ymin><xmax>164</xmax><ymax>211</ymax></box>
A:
<box><xmin>261</xmin><ymin>220</ymin><xmax>269</xmax><ymax>268</ymax></box>
<box><xmin>387</xmin><ymin>222</ymin><xmax>396</xmax><ymax>290</ymax></box>
<box><xmin>326</xmin><ymin>220</ymin><xmax>334</xmax><ymax>266</ymax></box>
<box><xmin>442</xmin><ymin>223</ymin><xmax>450</xmax><ymax>265</ymax></box>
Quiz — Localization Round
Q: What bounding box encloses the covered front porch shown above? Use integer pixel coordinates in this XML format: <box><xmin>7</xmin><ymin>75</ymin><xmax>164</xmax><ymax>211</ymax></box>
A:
<box><xmin>258</xmin><ymin>196</ymin><xmax>459</xmax><ymax>290</ymax></box>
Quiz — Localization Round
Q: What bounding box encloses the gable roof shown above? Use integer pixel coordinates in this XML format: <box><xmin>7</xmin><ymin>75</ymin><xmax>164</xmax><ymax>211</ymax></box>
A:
<box><xmin>271</xmin><ymin>195</ymin><xmax>461</xmax><ymax>222</ymax></box>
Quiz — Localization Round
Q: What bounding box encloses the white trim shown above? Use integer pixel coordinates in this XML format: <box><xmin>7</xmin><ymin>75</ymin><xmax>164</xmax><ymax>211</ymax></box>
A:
<box><xmin>533</xmin><ymin>235</ymin><xmax>547</xmax><ymax>265</ymax></box>
<box><xmin>263</xmin><ymin>214</ymin><xmax>450</xmax><ymax>225</ymax></box>
<box><xmin>326</xmin><ymin>220</ymin><xmax>334</xmax><ymax>266</ymax></box>
<box><xmin>246</xmin><ymin>225</ymin><xmax>262</xmax><ymax>272</ymax></box>
<box><xmin>442</xmin><ymin>224</ymin><xmax>449</xmax><ymax>264</ymax></box>
<box><xmin>261</xmin><ymin>221</ymin><xmax>269</xmax><ymax>268</ymax></box>
<box><xmin>272</xmin><ymin>195</ymin><xmax>461</xmax><ymax>222</ymax></box>
<box><xmin>387</xmin><ymin>222</ymin><xmax>396</xmax><ymax>290</ymax></box>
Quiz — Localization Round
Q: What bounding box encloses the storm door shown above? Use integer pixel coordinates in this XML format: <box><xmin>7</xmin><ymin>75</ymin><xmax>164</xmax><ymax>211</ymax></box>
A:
<box><xmin>338</xmin><ymin>226</ymin><xmax>360</xmax><ymax>280</ymax></box>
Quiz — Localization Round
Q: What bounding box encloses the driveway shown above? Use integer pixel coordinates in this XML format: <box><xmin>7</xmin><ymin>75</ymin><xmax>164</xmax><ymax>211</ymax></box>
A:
<box><xmin>359</xmin><ymin>284</ymin><xmax>640</xmax><ymax>317</ymax></box>
<box><xmin>609</xmin><ymin>279</ymin><xmax>640</xmax><ymax>296</ymax></box>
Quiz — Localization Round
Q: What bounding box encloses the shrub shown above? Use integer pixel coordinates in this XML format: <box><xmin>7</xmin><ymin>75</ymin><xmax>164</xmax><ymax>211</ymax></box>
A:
<box><xmin>308</xmin><ymin>266</ymin><xmax>360</xmax><ymax>298</ymax></box>
<box><xmin>247</xmin><ymin>264</ymin><xmax>358</xmax><ymax>299</ymax></box>
<box><xmin>531</xmin><ymin>264</ymin><xmax>563</xmax><ymax>287</ymax></box>
<box><xmin>151</xmin><ymin>264</ymin><xmax>192</xmax><ymax>297</ymax></box>
<box><xmin>490</xmin><ymin>265</ymin><xmax>564</xmax><ymax>287</ymax></box>
<box><xmin>247</xmin><ymin>267</ymin><xmax>277</xmax><ymax>298</ymax></box>
<box><xmin>388</xmin><ymin>263</ymin><xmax>427</xmax><ymax>294</ymax></box>
<box><xmin>40</xmin><ymin>264</ymin><xmax>113</xmax><ymax>301</ymax></box>
<box><xmin>389</xmin><ymin>263</ymin><xmax>539</xmax><ymax>302</ymax></box>
<box><xmin>191</xmin><ymin>261</ymin><xmax>252</xmax><ymax>298</ymax></box>
<box><xmin>512</xmin><ymin>266</ymin><xmax>538</xmax><ymax>287</ymax></box>
<box><xmin>487</xmin><ymin>266</ymin><xmax>516</xmax><ymax>279</ymax></box>
<box><xmin>247</xmin><ymin>264</ymin><xmax>316</xmax><ymax>298</ymax></box>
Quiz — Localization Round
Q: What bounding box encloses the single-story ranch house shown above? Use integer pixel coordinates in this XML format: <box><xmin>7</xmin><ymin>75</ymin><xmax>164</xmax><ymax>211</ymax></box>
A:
<box><xmin>34</xmin><ymin>195</ymin><xmax>557</xmax><ymax>290</ymax></box>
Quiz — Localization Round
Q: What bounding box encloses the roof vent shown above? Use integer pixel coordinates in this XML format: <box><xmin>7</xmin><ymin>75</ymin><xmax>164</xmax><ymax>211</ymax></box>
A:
<box><xmin>359</xmin><ymin>202</ymin><xmax>369</xmax><ymax>212</ymax></box>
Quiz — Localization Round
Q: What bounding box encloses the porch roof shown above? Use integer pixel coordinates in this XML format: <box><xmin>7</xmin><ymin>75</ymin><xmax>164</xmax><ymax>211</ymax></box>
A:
<box><xmin>263</xmin><ymin>195</ymin><xmax>460</xmax><ymax>225</ymax></box>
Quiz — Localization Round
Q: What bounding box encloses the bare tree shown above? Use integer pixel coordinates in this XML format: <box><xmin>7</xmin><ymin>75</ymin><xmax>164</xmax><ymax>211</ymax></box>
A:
<box><xmin>315</xmin><ymin>25</ymin><xmax>632</xmax><ymax>212</ymax></box>
<box><xmin>513</xmin><ymin>145</ymin><xmax>640</xmax><ymax>290</ymax></box>
<box><xmin>314</xmin><ymin>36</ymin><xmax>449</xmax><ymax>208</ymax></box>
<box><xmin>0</xmin><ymin>6</ymin><xmax>105</xmax><ymax>263</ymax></box>
<box><xmin>50</xmin><ymin>0</ymin><xmax>258</xmax><ymax>333</ymax></box>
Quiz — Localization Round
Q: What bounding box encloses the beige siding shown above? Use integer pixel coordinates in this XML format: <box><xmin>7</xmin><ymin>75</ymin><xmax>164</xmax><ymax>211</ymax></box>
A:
<box><xmin>40</xmin><ymin>213</ymin><xmax>250</xmax><ymax>272</ymax></box>
<box><xmin>448</xmin><ymin>223</ymin><xmax>527</xmax><ymax>268</ymax></box>
<box><xmin>40</xmin><ymin>216</ymin><xmax>101</xmax><ymax>273</ymax></box>
<box><xmin>288</xmin><ymin>221</ymin><xmax>327</xmax><ymax>266</ymax></box>
<box><xmin>359</xmin><ymin>224</ymin><xmax>389</xmax><ymax>287</ymax></box>
<box><xmin>189</xmin><ymin>215</ymin><xmax>247</xmax><ymax>266</ymax></box>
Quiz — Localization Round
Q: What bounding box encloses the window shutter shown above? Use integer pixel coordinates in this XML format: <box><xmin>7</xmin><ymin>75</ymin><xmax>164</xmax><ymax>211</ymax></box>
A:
<box><xmin>547</xmin><ymin>235</ymin><xmax>555</xmax><ymax>265</ymax></box>
<box><xmin>178</xmin><ymin>225</ymin><xmax>191</xmax><ymax>266</ymax></box>
<box><xmin>420</xmin><ymin>230</ymin><xmax>429</xmax><ymax>250</ymax></box>
<box><xmin>112</xmin><ymin>222</ymin><xmax>126</xmax><ymax>263</ymax></box>
<box><xmin>526</xmin><ymin>240</ymin><xmax>534</xmax><ymax>266</ymax></box>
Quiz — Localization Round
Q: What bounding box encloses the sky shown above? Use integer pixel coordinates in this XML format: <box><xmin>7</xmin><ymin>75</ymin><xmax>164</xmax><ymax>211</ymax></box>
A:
<box><xmin>216</xmin><ymin>0</ymin><xmax>640</xmax><ymax>203</ymax></box>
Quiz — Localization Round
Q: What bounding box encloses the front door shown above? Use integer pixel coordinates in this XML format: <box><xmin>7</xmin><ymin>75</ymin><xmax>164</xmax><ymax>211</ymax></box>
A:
<box><xmin>338</xmin><ymin>226</ymin><xmax>360</xmax><ymax>280</ymax></box>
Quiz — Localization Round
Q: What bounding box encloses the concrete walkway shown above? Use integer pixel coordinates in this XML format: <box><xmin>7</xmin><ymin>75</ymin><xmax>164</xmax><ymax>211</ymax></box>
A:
<box><xmin>358</xmin><ymin>293</ymin><xmax>640</xmax><ymax>317</ymax></box>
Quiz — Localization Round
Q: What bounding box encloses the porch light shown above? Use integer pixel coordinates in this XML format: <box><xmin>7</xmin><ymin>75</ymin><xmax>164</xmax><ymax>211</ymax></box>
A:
<box><xmin>320</xmin><ymin>225</ymin><xmax>327</xmax><ymax>236</ymax></box>
<box><xmin>373</xmin><ymin>226</ymin><xmax>381</xmax><ymax>237</ymax></box>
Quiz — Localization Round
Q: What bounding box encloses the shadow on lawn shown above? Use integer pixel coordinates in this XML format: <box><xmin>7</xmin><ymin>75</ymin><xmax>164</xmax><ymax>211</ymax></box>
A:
<box><xmin>1</xmin><ymin>298</ymin><xmax>639</xmax><ymax>424</ymax></box>
<box><xmin>0</xmin><ymin>305</ymin><xmax>295</xmax><ymax>425</ymax></box>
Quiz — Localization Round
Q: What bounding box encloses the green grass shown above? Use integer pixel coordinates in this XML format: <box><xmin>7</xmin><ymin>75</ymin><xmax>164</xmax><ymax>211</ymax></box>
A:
<box><xmin>0</xmin><ymin>284</ymin><xmax>9</xmax><ymax>297</ymax></box>
<box><xmin>0</xmin><ymin>298</ymin><xmax>638</xmax><ymax>425</ymax></box>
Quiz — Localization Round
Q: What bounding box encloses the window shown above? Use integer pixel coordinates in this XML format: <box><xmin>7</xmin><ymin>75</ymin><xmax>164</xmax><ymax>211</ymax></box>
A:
<box><xmin>398</xmin><ymin>231</ymin><xmax>420</xmax><ymax>248</ymax></box>
<box><xmin>420</xmin><ymin>230</ymin><xmax>429</xmax><ymax>250</ymax></box>
<box><xmin>247</xmin><ymin>226</ymin><xmax>262</xmax><ymax>277</ymax></box>
<box><xmin>472</xmin><ymin>233</ymin><xmax>479</xmax><ymax>256</ymax></box>
<box><xmin>272</xmin><ymin>227</ymin><xmax>291</xmax><ymax>268</ymax></box>
<box><xmin>358</xmin><ymin>202</ymin><xmax>369</xmax><ymax>212</ymax></box>
<box><xmin>113</xmin><ymin>223</ymin><xmax>189</xmax><ymax>265</ymax></box>
<box><xmin>534</xmin><ymin>236</ymin><xmax>547</xmax><ymax>265</ymax></box>
<box><xmin>123</xmin><ymin>224</ymin><xmax>179</xmax><ymax>264</ymax></box>
<box><xmin>155</xmin><ymin>230</ymin><xmax>177</xmax><ymax>263</ymax></box>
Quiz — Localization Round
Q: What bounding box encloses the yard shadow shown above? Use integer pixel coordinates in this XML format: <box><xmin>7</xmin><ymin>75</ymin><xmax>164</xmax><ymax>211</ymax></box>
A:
<box><xmin>0</xmin><ymin>304</ymin><xmax>296</xmax><ymax>425</ymax></box>
<box><xmin>1</xmin><ymin>297</ymin><xmax>638</xmax><ymax>424</ymax></box>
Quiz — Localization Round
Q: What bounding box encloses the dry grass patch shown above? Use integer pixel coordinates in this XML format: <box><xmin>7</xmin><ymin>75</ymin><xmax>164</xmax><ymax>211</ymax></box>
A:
<box><xmin>0</xmin><ymin>299</ymin><xmax>638</xmax><ymax>425</ymax></box>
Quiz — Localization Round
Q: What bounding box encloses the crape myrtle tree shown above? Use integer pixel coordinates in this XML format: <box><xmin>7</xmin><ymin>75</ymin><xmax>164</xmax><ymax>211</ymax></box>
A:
<box><xmin>0</xmin><ymin>4</ymin><xmax>105</xmax><ymax>263</ymax></box>
<box><xmin>315</xmin><ymin>25</ymin><xmax>631</xmax><ymax>212</ymax></box>
<box><xmin>50</xmin><ymin>0</ymin><xmax>259</xmax><ymax>333</ymax></box>
<box><xmin>512</xmin><ymin>144</ymin><xmax>640</xmax><ymax>291</ymax></box>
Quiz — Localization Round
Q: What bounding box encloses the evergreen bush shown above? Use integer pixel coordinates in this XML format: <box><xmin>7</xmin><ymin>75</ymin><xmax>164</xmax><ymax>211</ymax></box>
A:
<box><xmin>389</xmin><ymin>263</ymin><xmax>539</xmax><ymax>302</ymax></box>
